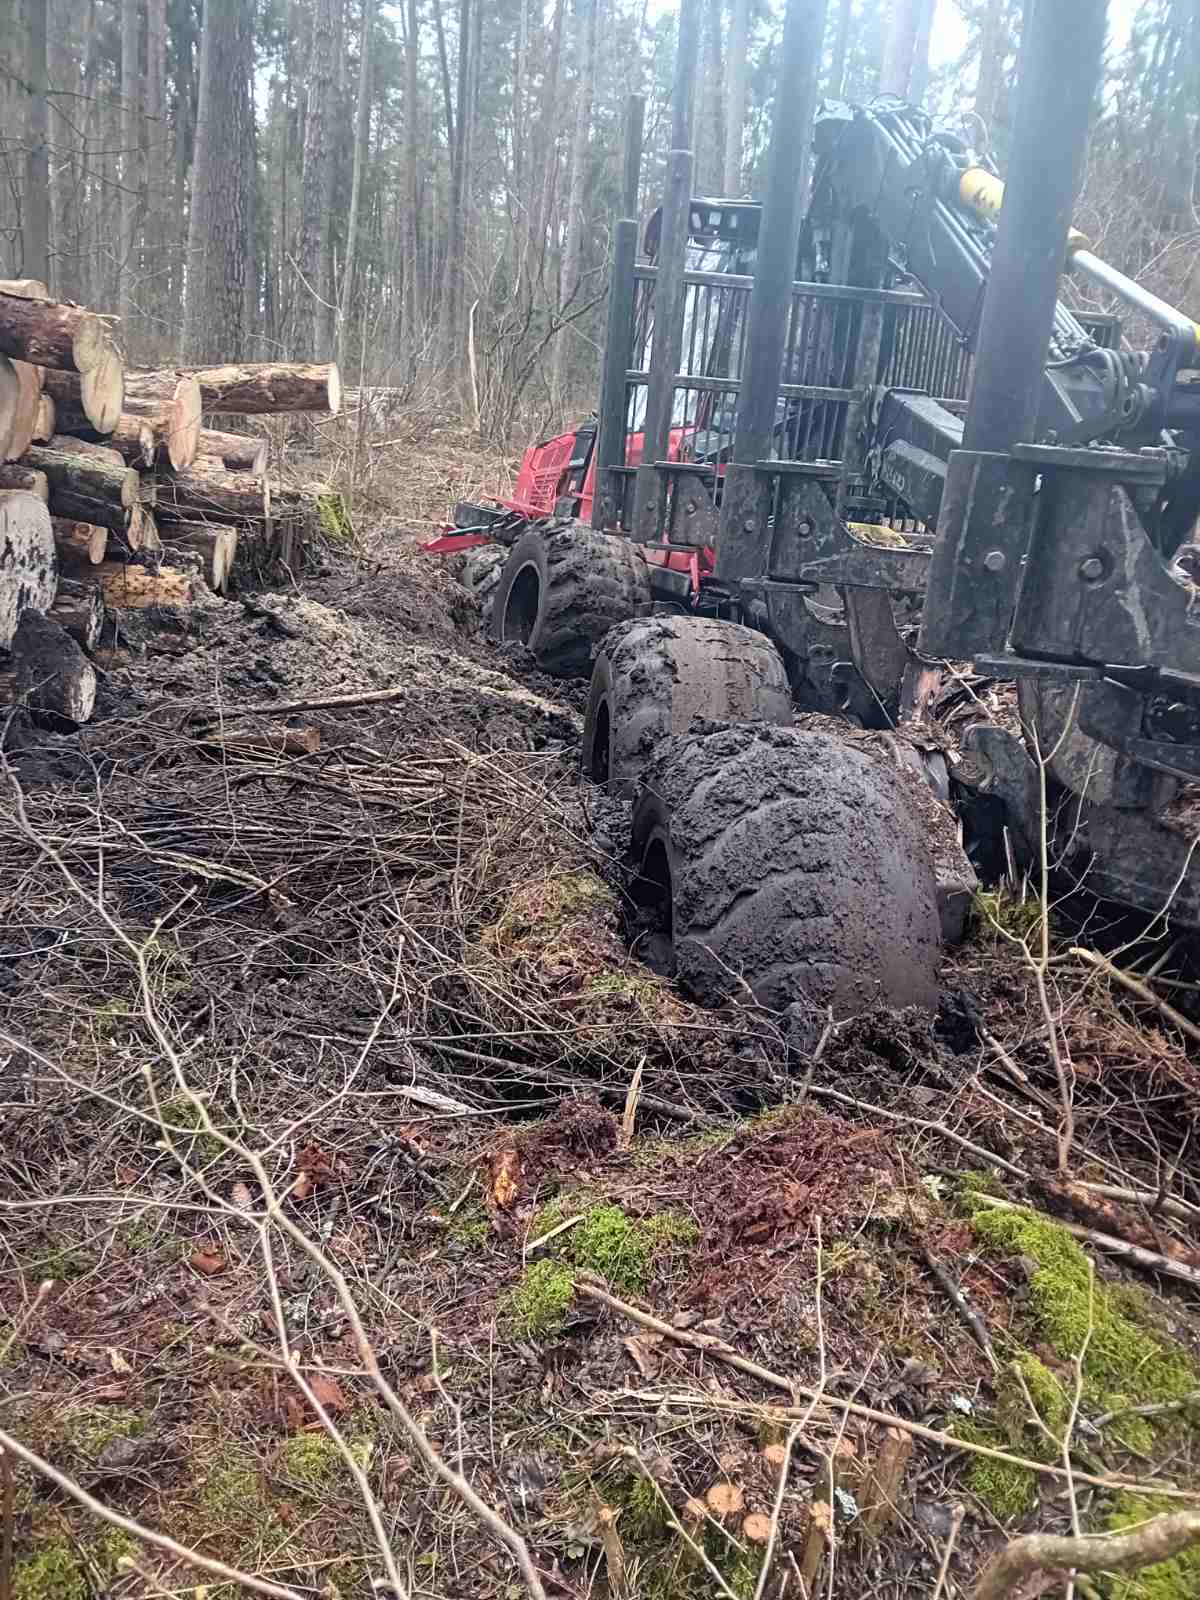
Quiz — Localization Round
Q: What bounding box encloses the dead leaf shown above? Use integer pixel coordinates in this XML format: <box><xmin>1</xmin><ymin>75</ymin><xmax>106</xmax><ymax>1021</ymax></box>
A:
<box><xmin>622</xmin><ymin>1332</ymin><xmax>663</xmax><ymax>1379</ymax></box>
<box><xmin>107</xmin><ymin>1348</ymin><xmax>133</xmax><ymax>1375</ymax></box>
<box><xmin>190</xmin><ymin>1248</ymin><xmax>225</xmax><ymax>1275</ymax></box>
<box><xmin>291</xmin><ymin>1170</ymin><xmax>313</xmax><ymax>1201</ymax></box>
<box><xmin>488</xmin><ymin>1147</ymin><xmax>522</xmax><ymax>1209</ymax></box>
<box><xmin>231</xmin><ymin>1181</ymin><xmax>254</xmax><ymax>1209</ymax></box>
<box><xmin>308</xmin><ymin>1373</ymin><xmax>348</xmax><ymax>1414</ymax></box>
<box><xmin>90</xmin><ymin>1382</ymin><xmax>127</xmax><ymax>1403</ymax></box>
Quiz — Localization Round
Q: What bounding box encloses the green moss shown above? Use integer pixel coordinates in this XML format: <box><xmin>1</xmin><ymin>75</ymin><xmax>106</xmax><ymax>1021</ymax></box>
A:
<box><xmin>570</xmin><ymin>1205</ymin><xmax>650</xmax><ymax>1293</ymax></box>
<box><xmin>317</xmin><ymin>493</ymin><xmax>354</xmax><ymax>547</ymax></box>
<box><xmin>22</xmin><ymin>1244</ymin><xmax>94</xmax><ymax>1281</ymax></box>
<box><xmin>280</xmin><ymin>1430</ymin><xmax>343</xmax><ymax>1487</ymax></box>
<box><xmin>70</xmin><ymin>1404</ymin><xmax>146</xmax><ymax>1457</ymax></box>
<box><xmin>1107</xmin><ymin>1496</ymin><xmax>1200</xmax><ymax>1599</ymax></box>
<box><xmin>956</xmin><ymin>1169</ymin><xmax>1007</xmax><ymax>1201</ymax></box>
<box><xmin>13</xmin><ymin>1543</ymin><xmax>88</xmax><ymax>1600</ymax></box>
<box><xmin>161</xmin><ymin>1095</ymin><xmax>225</xmax><ymax>1165</ymax></box>
<box><xmin>507</xmin><ymin>1259</ymin><xmax>575</xmax><ymax>1338</ymax></box>
<box><xmin>1100</xmin><ymin>1396</ymin><xmax>1157</xmax><ymax>1455</ymax></box>
<box><xmin>954</xmin><ymin>1418</ymin><xmax>1037</xmax><ymax>1519</ymax></box>
<box><xmin>199</xmin><ymin>1462</ymin><xmax>264</xmax><ymax>1524</ymax></box>
<box><xmin>969</xmin><ymin>1206</ymin><xmax>1196</xmax><ymax>1403</ymax></box>
<box><xmin>1010</xmin><ymin>1352</ymin><xmax>1069</xmax><ymax>1442</ymax></box>
<box><xmin>450</xmin><ymin>1202</ymin><xmax>490</xmax><ymax>1249</ymax></box>
<box><xmin>641</xmin><ymin>1212</ymin><xmax>700</xmax><ymax>1250</ymax></box>
<box><xmin>616</xmin><ymin>1472</ymin><xmax>670</xmax><ymax>1546</ymax></box>
<box><xmin>971</xmin><ymin>888</ymin><xmax>1045</xmax><ymax>944</ymax></box>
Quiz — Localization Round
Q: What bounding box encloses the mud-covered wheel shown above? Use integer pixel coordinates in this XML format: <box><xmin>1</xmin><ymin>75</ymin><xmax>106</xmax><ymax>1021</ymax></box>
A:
<box><xmin>628</xmin><ymin>723</ymin><xmax>941</xmax><ymax>1016</ymax></box>
<box><xmin>489</xmin><ymin>524</ymin><xmax>651</xmax><ymax>678</ymax></box>
<box><xmin>583</xmin><ymin>616</ymin><xmax>793</xmax><ymax>797</ymax></box>
<box><xmin>452</xmin><ymin>544</ymin><xmax>507</xmax><ymax>628</ymax></box>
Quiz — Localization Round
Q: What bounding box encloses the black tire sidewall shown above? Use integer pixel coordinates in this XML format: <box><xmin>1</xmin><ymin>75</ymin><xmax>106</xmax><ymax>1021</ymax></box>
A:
<box><xmin>489</xmin><ymin>531</ymin><xmax>549</xmax><ymax>649</ymax></box>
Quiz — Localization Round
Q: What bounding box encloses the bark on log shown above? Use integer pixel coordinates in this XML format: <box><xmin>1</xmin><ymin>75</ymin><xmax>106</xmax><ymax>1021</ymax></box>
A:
<box><xmin>48</xmin><ymin>575</ymin><xmax>105</xmax><ymax>651</ymax></box>
<box><xmin>199</xmin><ymin>426</ymin><xmax>268</xmax><ymax>474</ymax></box>
<box><xmin>40</xmin><ymin>358</ymin><xmax>125</xmax><ymax>436</ymax></box>
<box><xmin>0</xmin><ymin>289</ymin><xmax>109</xmax><ymax>372</ymax></box>
<box><xmin>152</xmin><ymin>459</ymin><xmax>272</xmax><ymax>525</ymax></box>
<box><xmin>92</xmin><ymin>560</ymin><xmax>201</xmax><ymax>609</ymax></box>
<box><xmin>52</xmin><ymin>517</ymin><xmax>108</xmax><ymax>567</ymax></box>
<box><xmin>0</xmin><ymin>490</ymin><xmax>57</xmax><ymax>648</ymax></box>
<box><xmin>0</xmin><ymin>466</ymin><xmax>47</xmax><ymax>501</ymax></box>
<box><xmin>202</xmin><ymin>726</ymin><xmax>321</xmax><ymax>758</ymax></box>
<box><xmin>3</xmin><ymin>608</ymin><xmax>96</xmax><ymax>725</ymax></box>
<box><xmin>32</xmin><ymin>391</ymin><xmax>56</xmax><ymax>442</ymax></box>
<box><xmin>171</xmin><ymin>360</ymin><xmax>341</xmax><ymax>415</ymax></box>
<box><xmin>47</xmin><ymin>434</ymin><xmax>127</xmax><ymax>469</ymax></box>
<box><xmin>55</xmin><ymin>413</ymin><xmax>157</xmax><ymax>469</ymax></box>
<box><xmin>23</xmin><ymin>444</ymin><xmax>141</xmax><ymax>534</ymax></box>
<box><xmin>122</xmin><ymin>370</ymin><xmax>202</xmax><ymax>469</ymax></box>
<box><xmin>162</xmin><ymin>522</ymin><xmax>236</xmax><ymax>592</ymax></box>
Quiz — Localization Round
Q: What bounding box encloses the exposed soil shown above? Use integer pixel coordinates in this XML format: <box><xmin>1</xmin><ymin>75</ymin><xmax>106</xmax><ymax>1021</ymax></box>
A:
<box><xmin>3</xmin><ymin>434</ymin><xmax>1200</xmax><ymax>1600</ymax></box>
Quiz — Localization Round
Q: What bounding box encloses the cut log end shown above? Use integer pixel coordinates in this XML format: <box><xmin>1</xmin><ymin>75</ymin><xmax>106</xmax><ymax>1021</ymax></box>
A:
<box><xmin>53</xmin><ymin>517</ymin><xmax>108</xmax><ymax>566</ymax></box>
<box><xmin>742</xmin><ymin>1514</ymin><xmax>772</xmax><ymax>1545</ymax></box>
<box><xmin>78</xmin><ymin>344</ymin><xmax>125</xmax><ymax>432</ymax></box>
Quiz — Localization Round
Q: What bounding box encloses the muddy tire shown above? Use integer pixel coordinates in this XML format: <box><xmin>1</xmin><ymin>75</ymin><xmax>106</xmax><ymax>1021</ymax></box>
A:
<box><xmin>629</xmin><ymin>723</ymin><xmax>941</xmax><ymax>1016</ymax></box>
<box><xmin>583</xmin><ymin>616</ymin><xmax>793</xmax><ymax>797</ymax></box>
<box><xmin>489</xmin><ymin>524</ymin><xmax>651</xmax><ymax>679</ymax></box>
<box><xmin>453</xmin><ymin>544</ymin><xmax>507</xmax><ymax>627</ymax></box>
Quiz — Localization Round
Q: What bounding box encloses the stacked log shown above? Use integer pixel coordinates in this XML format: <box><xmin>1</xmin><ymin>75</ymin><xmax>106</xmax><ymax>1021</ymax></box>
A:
<box><xmin>1</xmin><ymin>303</ymin><xmax>349</xmax><ymax>730</ymax></box>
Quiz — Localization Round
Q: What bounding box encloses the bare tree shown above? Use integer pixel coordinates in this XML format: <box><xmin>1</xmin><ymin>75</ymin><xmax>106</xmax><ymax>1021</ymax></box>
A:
<box><xmin>880</xmin><ymin>0</ymin><xmax>922</xmax><ymax>97</ymax></box>
<box><xmin>976</xmin><ymin>0</ymin><xmax>1005</xmax><ymax>133</ymax></box>
<box><xmin>553</xmin><ymin>0</ymin><xmax>599</xmax><ymax>400</ymax></box>
<box><xmin>828</xmin><ymin>0</ymin><xmax>852</xmax><ymax>98</ymax></box>
<box><xmin>119</xmin><ymin>0</ymin><xmax>142</xmax><ymax>330</ymax></box>
<box><xmin>724</xmin><ymin>0</ymin><xmax>750</xmax><ymax>193</ymax></box>
<box><xmin>404</xmin><ymin>0</ymin><xmax>422</xmax><ymax>371</ymax></box>
<box><xmin>144</xmin><ymin>0</ymin><xmax>167</xmax><ymax>335</ymax></box>
<box><xmin>24</xmin><ymin>0</ymin><xmax>50</xmax><ymax>285</ymax></box>
<box><xmin>338</xmin><ymin>0</ymin><xmax>374</xmax><ymax>375</ymax></box>
<box><xmin>296</xmin><ymin>0</ymin><xmax>337</xmax><ymax>357</ymax></box>
<box><xmin>184</xmin><ymin>0</ymin><xmax>253</xmax><ymax>360</ymax></box>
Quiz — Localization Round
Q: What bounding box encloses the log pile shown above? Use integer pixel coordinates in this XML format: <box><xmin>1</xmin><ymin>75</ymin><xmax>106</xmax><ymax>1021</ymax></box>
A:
<box><xmin>0</xmin><ymin>278</ymin><xmax>348</xmax><ymax>731</ymax></box>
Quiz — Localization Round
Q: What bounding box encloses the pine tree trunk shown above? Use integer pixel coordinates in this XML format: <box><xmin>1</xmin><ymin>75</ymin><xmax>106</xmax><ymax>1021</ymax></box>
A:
<box><xmin>880</xmin><ymin>0</ymin><xmax>922</xmax><ymax>97</ymax></box>
<box><xmin>723</xmin><ymin>0</ymin><xmax>750</xmax><ymax>194</ymax></box>
<box><xmin>297</xmin><ymin>0</ymin><xmax>337</xmax><ymax>359</ymax></box>
<box><xmin>184</xmin><ymin>0</ymin><xmax>253</xmax><ymax>360</ymax></box>
<box><xmin>24</xmin><ymin>0</ymin><xmax>50</xmax><ymax>285</ymax></box>
<box><xmin>337</xmin><ymin>0</ymin><xmax>374</xmax><ymax>377</ymax></box>
<box><xmin>828</xmin><ymin>0</ymin><xmax>852</xmax><ymax>99</ymax></box>
<box><xmin>404</xmin><ymin>0</ymin><xmax>422</xmax><ymax>374</ymax></box>
<box><xmin>145</xmin><ymin>0</ymin><xmax>167</xmax><ymax>332</ymax></box>
<box><xmin>976</xmin><ymin>0</ymin><xmax>1005</xmax><ymax>133</ymax></box>
<box><xmin>553</xmin><ymin>0</ymin><xmax>598</xmax><ymax>400</ymax></box>
<box><xmin>910</xmin><ymin>0</ymin><xmax>933</xmax><ymax>102</ymax></box>
<box><xmin>701</xmin><ymin>0</ymin><xmax>725</xmax><ymax>195</ymax></box>
<box><xmin>120</xmin><ymin>0</ymin><xmax>142</xmax><ymax>335</ymax></box>
<box><xmin>317</xmin><ymin>0</ymin><xmax>345</xmax><ymax>360</ymax></box>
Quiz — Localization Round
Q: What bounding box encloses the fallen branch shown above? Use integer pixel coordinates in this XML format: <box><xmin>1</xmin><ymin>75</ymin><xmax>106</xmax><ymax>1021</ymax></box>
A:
<box><xmin>0</xmin><ymin>1426</ymin><xmax>303</xmax><ymax>1600</ymax></box>
<box><xmin>970</xmin><ymin>1192</ymin><xmax>1200</xmax><ymax>1289</ymax></box>
<box><xmin>577</xmin><ymin>1281</ymin><xmax>1200</xmax><ymax>1501</ymax></box>
<box><xmin>914</xmin><ymin>1239</ymin><xmax>998</xmax><ymax>1370</ymax></box>
<box><xmin>1071</xmin><ymin>945</ymin><xmax>1200</xmax><ymax>1049</ymax></box>
<box><xmin>971</xmin><ymin>1513</ymin><xmax>1200</xmax><ymax>1600</ymax></box>
<box><xmin>803</xmin><ymin>1084</ymin><xmax>1029</xmax><ymax>1180</ymax></box>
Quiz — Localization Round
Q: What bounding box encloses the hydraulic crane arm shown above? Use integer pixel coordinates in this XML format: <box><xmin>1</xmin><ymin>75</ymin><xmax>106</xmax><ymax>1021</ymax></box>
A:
<box><xmin>809</xmin><ymin>100</ymin><xmax>1200</xmax><ymax>538</ymax></box>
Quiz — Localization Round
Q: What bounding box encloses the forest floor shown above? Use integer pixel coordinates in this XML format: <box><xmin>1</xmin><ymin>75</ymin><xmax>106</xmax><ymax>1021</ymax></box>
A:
<box><xmin>3</xmin><ymin>419</ymin><xmax>1200</xmax><ymax>1600</ymax></box>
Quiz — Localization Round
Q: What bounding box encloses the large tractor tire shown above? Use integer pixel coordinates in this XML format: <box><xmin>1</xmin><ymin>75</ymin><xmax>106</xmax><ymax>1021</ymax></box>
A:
<box><xmin>452</xmin><ymin>543</ymin><xmax>507</xmax><ymax>628</ymax></box>
<box><xmin>629</xmin><ymin>723</ymin><xmax>941</xmax><ymax>1017</ymax></box>
<box><xmin>489</xmin><ymin>524</ymin><xmax>651</xmax><ymax>679</ymax></box>
<box><xmin>583</xmin><ymin>616</ymin><xmax>794</xmax><ymax>797</ymax></box>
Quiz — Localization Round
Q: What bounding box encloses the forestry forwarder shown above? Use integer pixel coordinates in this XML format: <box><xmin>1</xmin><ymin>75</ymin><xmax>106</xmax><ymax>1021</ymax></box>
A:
<box><xmin>427</xmin><ymin>0</ymin><xmax>1200</xmax><ymax>1019</ymax></box>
